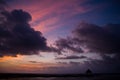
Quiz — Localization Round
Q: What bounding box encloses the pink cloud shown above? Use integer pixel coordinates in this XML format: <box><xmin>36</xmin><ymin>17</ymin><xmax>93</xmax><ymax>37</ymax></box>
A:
<box><xmin>9</xmin><ymin>0</ymin><xmax>94</xmax><ymax>32</ymax></box>
<box><xmin>34</xmin><ymin>17</ymin><xmax>60</xmax><ymax>33</ymax></box>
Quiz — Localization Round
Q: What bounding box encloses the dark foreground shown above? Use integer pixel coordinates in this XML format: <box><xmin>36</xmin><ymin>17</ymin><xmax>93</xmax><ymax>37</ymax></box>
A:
<box><xmin>0</xmin><ymin>73</ymin><xmax>120</xmax><ymax>80</ymax></box>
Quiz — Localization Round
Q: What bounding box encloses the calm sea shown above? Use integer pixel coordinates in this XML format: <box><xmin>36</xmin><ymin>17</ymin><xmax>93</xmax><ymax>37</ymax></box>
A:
<box><xmin>1</xmin><ymin>75</ymin><xmax>120</xmax><ymax>80</ymax></box>
<box><xmin>0</xmin><ymin>77</ymin><xmax>93</xmax><ymax>80</ymax></box>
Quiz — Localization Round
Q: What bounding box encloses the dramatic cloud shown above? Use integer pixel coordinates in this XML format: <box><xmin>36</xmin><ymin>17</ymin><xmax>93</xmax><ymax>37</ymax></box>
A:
<box><xmin>54</xmin><ymin>22</ymin><xmax>120</xmax><ymax>73</ymax></box>
<box><xmin>55</xmin><ymin>22</ymin><xmax>120</xmax><ymax>54</ymax></box>
<box><xmin>55</xmin><ymin>37</ymin><xmax>83</xmax><ymax>54</ymax></box>
<box><xmin>56</xmin><ymin>55</ymin><xmax>87</xmax><ymax>60</ymax></box>
<box><xmin>0</xmin><ymin>8</ymin><xmax>52</xmax><ymax>57</ymax></box>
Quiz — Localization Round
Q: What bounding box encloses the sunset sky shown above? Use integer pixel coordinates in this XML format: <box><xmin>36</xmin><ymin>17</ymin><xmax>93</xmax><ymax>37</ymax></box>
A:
<box><xmin>0</xmin><ymin>0</ymin><xmax>120</xmax><ymax>74</ymax></box>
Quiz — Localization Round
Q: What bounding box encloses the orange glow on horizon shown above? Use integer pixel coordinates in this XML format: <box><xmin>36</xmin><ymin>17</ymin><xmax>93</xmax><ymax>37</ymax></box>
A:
<box><xmin>0</xmin><ymin>54</ymin><xmax>23</xmax><ymax>62</ymax></box>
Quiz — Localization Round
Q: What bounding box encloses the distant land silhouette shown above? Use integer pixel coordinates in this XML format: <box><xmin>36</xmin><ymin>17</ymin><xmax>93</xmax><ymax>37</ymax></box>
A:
<box><xmin>86</xmin><ymin>69</ymin><xmax>92</xmax><ymax>74</ymax></box>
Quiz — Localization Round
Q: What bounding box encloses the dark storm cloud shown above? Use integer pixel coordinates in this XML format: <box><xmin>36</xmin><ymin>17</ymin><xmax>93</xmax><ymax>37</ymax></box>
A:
<box><xmin>55</xmin><ymin>22</ymin><xmax>120</xmax><ymax>54</ymax></box>
<box><xmin>73</xmin><ymin>22</ymin><xmax>120</xmax><ymax>53</ymax></box>
<box><xmin>56</xmin><ymin>55</ymin><xmax>87</xmax><ymax>60</ymax></box>
<box><xmin>0</xmin><ymin>9</ymin><xmax>52</xmax><ymax>57</ymax></box>
<box><xmin>103</xmin><ymin>24</ymin><xmax>120</xmax><ymax>37</ymax></box>
<box><xmin>55</xmin><ymin>22</ymin><xmax>120</xmax><ymax>72</ymax></box>
<box><xmin>55</xmin><ymin>37</ymin><xmax>83</xmax><ymax>54</ymax></box>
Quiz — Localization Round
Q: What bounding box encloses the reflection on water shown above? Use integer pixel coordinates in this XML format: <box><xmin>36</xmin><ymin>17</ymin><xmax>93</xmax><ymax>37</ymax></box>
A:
<box><xmin>0</xmin><ymin>77</ymin><xmax>92</xmax><ymax>80</ymax></box>
<box><xmin>1</xmin><ymin>75</ymin><xmax>120</xmax><ymax>80</ymax></box>
<box><xmin>0</xmin><ymin>75</ymin><xmax>120</xmax><ymax>80</ymax></box>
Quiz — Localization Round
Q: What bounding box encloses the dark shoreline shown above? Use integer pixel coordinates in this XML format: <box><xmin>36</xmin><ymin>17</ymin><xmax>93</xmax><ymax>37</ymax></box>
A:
<box><xmin>0</xmin><ymin>73</ymin><xmax>120</xmax><ymax>79</ymax></box>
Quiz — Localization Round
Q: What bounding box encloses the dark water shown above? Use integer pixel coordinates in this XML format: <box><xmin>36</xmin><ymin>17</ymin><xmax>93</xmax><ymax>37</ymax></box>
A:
<box><xmin>0</xmin><ymin>77</ymin><xmax>94</xmax><ymax>80</ymax></box>
<box><xmin>1</xmin><ymin>75</ymin><xmax>120</xmax><ymax>80</ymax></box>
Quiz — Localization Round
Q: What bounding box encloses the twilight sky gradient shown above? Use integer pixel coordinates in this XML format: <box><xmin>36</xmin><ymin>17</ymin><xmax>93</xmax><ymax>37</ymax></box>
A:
<box><xmin>0</xmin><ymin>0</ymin><xmax>120</xmax><ymax>73</ymax></box>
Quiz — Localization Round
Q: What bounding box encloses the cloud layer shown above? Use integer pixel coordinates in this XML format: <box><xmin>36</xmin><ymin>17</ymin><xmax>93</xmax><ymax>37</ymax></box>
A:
<box><xmin>55</xmin><ymin>22</ymin><xmax>120</xmax><ymax>54</ymax></box>
<box><xmin>0</xmin><ymin>8</ymin><xmax>50</xmax><ymax>56</ymax></box>
<box><xmin>55</xmin><ymin>22</ymin><xmax>120</xmax><ymax>73</ymax></box>
<box><xmin>9</xmin><ymin>0</ymin><xmax>90</xmax><ymax>32</ymax></box>
<box><xmin>56</xmin><ymin>55</ymin><xmax>87</xmax><ymax>60</ymax></box>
